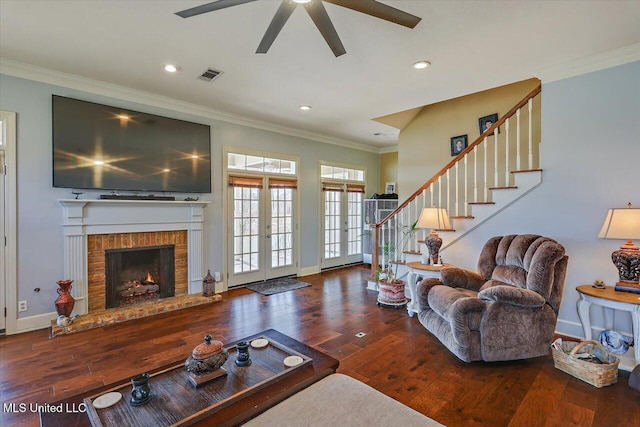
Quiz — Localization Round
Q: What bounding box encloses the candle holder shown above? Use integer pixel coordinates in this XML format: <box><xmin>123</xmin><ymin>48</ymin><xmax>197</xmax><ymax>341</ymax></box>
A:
<box><xmin>129</xmin><ymin>373</ymin><xmax>152</xmax><ymax>406</ymax></box>
<box><xmin>235</xmin><ymin>341</ymin><xmax>252</xmax><ymax>367</ymax></box>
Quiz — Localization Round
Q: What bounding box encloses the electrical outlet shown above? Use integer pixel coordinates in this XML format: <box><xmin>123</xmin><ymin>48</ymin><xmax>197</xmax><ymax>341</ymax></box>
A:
<box><xmin>18</xmin><ymin>300</ymin><xmax>27</xmax><ymax>312</ymax></box>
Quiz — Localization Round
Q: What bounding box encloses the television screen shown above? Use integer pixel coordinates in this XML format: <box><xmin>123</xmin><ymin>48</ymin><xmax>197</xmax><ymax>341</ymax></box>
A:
<box><xmin>52</xmin><ymin>95</ymin><xmax>211</xmax><ymax>193</ymax></box>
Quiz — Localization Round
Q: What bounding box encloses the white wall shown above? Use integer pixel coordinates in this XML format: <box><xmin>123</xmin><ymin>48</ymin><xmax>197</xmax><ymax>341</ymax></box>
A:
<box><xmin>440</xmin><ymin>61</ymin><xmax>640</xmax><ymax>366</ymax></box>
<box><xmin>0</xmin><ymin>73</ymin><xmax>380</xmax><ymax>327</ymax></box>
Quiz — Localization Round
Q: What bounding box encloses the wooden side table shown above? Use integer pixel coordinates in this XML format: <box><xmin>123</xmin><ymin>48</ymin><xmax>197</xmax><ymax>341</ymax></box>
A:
<box><xmin>405</xmin><ymin>262</ymin><xmax>454</xmax><ymax>317</ymax></box>
<box><xmin>576</xmin><ymin>284</ymin><xmax>640</xmax><ymax>364</ymax></box>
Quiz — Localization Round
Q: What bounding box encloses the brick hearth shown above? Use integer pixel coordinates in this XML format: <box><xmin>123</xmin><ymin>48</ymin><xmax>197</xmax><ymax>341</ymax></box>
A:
<box><xmin>51</xmin><ymin>293</ymin><xmax>221</xmax><ymax>337</ymax></box>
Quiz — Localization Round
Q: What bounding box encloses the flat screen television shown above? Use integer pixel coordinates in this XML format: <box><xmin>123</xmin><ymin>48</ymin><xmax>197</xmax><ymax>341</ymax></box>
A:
<box><xmin>52</xmin><ymin>95</ymin><xmax>211</xmax><ymax>193</ymax></box>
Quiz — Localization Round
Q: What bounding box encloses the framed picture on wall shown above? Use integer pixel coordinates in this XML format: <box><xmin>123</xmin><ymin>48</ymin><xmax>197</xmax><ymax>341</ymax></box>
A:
<box><xmin>385</xmin><ymin>182</ymin><xmax>396</xmax><ymax>194</ymax></box>
<box><xmin>478</xmin><ymin>113</ymin><xmax>500</xmax><ymax>135</ymax></box>
<box><xmin>450</xmin><ymin>134</ymin><xmax>468</xmax><ymax>156</ymax></box>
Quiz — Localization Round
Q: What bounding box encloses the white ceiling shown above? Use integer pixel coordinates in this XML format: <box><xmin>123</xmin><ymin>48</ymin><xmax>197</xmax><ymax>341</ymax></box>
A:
<box><xmin>1</xmin><ymin>1</ymin><xmax>640</xmax><ymax>151</ymax></box>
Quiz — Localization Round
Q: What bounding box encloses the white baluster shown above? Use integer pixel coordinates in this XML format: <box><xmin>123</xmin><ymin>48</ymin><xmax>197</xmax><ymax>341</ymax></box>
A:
<box><xmin>505</xmin><ymin>117</ymin><xmax>510</xmax><ymax>186</ymax></box>
<box><xmin>474</xmin><ymin>145</ymin><xmax>478</xmax><ymax>202</ymax></box>
<box><xmin>438</xmin><ymin>175</ymin><xmax>442</xmax><ymax>208</ymax></box>
<box><xmin>494</xmin><ymin>129</ymin><xmax>499</xmax><ymax>188</ymax></box>
<box><xmin>516</xmin><ymin>108</ymin><xmax>521</xmax><ymax>171</ymax></box>
<box><xmin>381</xmin><ymin>222</ymin><xmax>387</xmax><ymax>269</ymax></box>
<box><xmin>464</xmin><ymin>154</ymin><xmax>468</xmax><ymax>216</ymax></box>
<box><xmin>455</xmin><ymin>162</ymin><xmax>459</xmax><ymax>217</ymax></box>
<box><xmin>446</xmin><ymin>168</ymin><xmax>450</xmax><ymax>214</ymax></box>
<box><xmin>528</xmin><ymin>98</ymin><xmax>533</xmax><ymax>169</ymax></box>
<box><xmin>483</xmin><ymin>137</ymin><xmax>488</xmax><ymax>201</ymax></box>
<box><xmin>430</xmin><ymin>184</ymin><xmax>434</xmax><ymax>208</ymax></box>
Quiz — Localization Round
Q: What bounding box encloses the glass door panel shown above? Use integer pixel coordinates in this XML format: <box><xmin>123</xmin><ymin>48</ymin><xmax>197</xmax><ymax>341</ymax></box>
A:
<box><xmin>321</xmin><ymin>185</ymin><xmax>363</xmax><ymax>269</ymax></box>
<box><xmin>227</xmin><ymin>179</ymin><xmax>297</xmax><ymax>286</ymax></box>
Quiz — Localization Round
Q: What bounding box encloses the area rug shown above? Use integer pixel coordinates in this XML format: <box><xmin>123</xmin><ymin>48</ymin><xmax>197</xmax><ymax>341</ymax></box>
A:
<box><xmin>246</xmin><ymin>277</ymin><xmax>311</xmax><ymax>296</ymax></box>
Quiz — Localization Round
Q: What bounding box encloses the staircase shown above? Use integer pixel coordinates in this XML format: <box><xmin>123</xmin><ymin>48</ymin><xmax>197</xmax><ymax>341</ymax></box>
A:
<box><xmin>368</xmin><ymin>85</ymin><xmax>542</xmax><ymax>288</ymax></box>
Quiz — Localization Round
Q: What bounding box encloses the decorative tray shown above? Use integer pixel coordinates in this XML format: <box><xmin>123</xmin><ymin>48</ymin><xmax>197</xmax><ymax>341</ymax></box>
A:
<box><xmin>83</xmin><ymin>336</ymin><xmax>312</xmax><ymax>427</ymax></box>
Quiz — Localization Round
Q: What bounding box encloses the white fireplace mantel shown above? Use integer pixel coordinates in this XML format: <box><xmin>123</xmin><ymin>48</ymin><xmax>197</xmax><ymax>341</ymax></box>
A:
<box><xmin>59</xmin><ymin>199</ymin><xmax>210</xmax><ymax>315</ymax></box>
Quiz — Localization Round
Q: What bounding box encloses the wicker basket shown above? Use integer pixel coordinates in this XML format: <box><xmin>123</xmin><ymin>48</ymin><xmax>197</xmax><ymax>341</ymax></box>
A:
<box><xmin>551</xmin><ymin>339</ymin><xmax>619</xmax><ymax>388</ymax></box>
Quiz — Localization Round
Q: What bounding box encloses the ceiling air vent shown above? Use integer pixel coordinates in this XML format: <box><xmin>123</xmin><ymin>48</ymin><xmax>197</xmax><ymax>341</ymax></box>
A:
<box><xmin>198</xmin><ymin>68</ymin><xmax>223</xmax><ymax>82</ymax></box>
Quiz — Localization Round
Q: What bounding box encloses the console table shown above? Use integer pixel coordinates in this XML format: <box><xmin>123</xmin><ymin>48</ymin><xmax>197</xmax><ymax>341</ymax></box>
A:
<box><xmin>576</xmin><ymin>285</ymin><xmax>640</xmax><ymax>364</ymax></box>
<box><xmin>405</xmin><ymin>262</ymin><xmax>454</xmax><ymax>317</ymax></box>
<box><xmin>40</xmin><ymin>329</ymin><xmax>338</xmax><ymax>427</ymax></box>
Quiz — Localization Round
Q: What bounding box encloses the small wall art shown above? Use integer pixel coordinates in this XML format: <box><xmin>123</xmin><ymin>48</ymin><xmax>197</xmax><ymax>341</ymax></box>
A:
<box><xmin>385</xmin><ymin>182</ymin><xmax>396</xmax><ymax>194</ymax></box>
<box><xmin>478</xmin><ymin>113</ymin><xmax>499</xmax><ymax>135</ymax></box>
<box><xmin>450</xmin><ymin>134</ymin><xmax>468</xmax><ymax>156</ymax></box>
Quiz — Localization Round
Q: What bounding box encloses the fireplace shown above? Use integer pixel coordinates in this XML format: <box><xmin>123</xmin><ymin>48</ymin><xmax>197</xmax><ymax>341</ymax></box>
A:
<box><xmin>105</xmin><ymin>245</ymin><xmax>176</xmax><ymax>309</ymax></box>
<box><xmin>86</xmin><ymin>230</ymin><xmax>188</xmax><ymax>312</ymax></box>
<box><xmin>59</xmin><ymin>199</ymin><xmax>209</xmax><ymax>315</ymax></box>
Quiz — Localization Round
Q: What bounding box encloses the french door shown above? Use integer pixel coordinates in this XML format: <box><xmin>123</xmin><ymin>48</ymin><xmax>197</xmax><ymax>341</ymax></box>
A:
<box><xmin>321</xmin><ymin>183</ymin><xmax>364</xmax><ymax>269</ymax></box>
<box><xmin>227</xmin><ymin>175</ymin><xmax>297</xmax><ymax>287</ymax></box>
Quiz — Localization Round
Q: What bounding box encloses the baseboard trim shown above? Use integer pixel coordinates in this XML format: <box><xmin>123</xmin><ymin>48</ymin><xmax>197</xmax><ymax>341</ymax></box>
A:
<box><xmin>299</xmin><ymin>266</ymin><xmax>321</xmax><ymax>277</ymax></box>
<box><xmin>16</xmin><ymin>311</ymin><xmax>58</xmax><ymax>334</ymax></box>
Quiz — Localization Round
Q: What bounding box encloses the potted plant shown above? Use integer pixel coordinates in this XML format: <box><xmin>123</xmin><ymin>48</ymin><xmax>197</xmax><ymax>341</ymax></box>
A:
<box><xmin>376</xmin><ymin>220</ymin><xmax>417</xmax><ymax>307</ymax></box>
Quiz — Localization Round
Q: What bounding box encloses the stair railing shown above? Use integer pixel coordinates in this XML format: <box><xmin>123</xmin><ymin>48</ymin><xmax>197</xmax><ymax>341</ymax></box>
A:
<box><xmin>371</xmin><ymin>84</ymin><xmax>541</xmax><ymax>277</ymax></box>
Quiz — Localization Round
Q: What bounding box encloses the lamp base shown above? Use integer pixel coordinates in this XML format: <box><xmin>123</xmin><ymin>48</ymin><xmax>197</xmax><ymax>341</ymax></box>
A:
<box><xmin>425</xmin><ymin>231</ymin><xmax>443</xmax><ymax>265</ymax></box>
<box><xmin>614</xmin><ymin>280</ymin><xmax>640</xmax><ymax>294</ymax></box>
<box><xmin>611</xmin><ymin>248</ymin><xmax>640</xmax><ymax>284</ymax></box>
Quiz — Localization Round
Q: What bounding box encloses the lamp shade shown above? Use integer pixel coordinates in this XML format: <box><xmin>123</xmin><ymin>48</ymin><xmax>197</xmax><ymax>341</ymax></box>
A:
<box><xmin>416</xmin><ymin>207</ymin><xmax>452</xmax><ymax>230</ymax></box>
<box><xmin>598</xmin><ymin>206</ymin><xmax>640</xmax><ymax>240</ymax></box>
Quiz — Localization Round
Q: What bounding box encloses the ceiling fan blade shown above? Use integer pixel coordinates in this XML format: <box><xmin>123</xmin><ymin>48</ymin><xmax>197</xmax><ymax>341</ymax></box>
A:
<box><xmin>324</xmin><ymin>0</ymin><xmax>421</xmax><ymax>29</ymax></box>
<box><xmin>303</xmin><ymin>1</ymin><xmax>346</xmax><ymax>57</ymax></box>
<box><xmin>256</xmin><ymin>0</ymin><xmax>297</xmax><ymax>54</ymax></box>
<box><xmin>175</xmin><ymin>0</ymin><xmax>258</xmax><ymax>19</ymax></box>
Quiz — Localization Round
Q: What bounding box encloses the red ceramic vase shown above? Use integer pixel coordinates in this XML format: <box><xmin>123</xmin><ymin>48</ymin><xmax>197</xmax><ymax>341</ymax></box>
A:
<box><xmin>55</xmin><ymin>280</ymin><xmax>75</xmax><ymax>317</ymax></box>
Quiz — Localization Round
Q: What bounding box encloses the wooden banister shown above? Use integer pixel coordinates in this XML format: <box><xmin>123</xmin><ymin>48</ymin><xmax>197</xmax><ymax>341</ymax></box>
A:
<box><xmin>370</xmin><ymin>84</ymin><xmax>541</xmax><ymax>277</ymax></box>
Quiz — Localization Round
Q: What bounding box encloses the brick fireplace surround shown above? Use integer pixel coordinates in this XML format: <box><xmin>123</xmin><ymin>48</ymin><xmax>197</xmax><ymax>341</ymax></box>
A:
<box><xmin>59</xmin><ymin>199</ymin><xmax>210</xmax><ymax>316</ymax></box>
<box><xmin>87</xmin><ymin>230</ymin><xmax>187</xmax><ymax>312</ymax></box>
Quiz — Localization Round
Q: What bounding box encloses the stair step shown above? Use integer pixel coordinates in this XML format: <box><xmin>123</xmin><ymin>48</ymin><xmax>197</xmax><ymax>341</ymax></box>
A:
<box><xmin>403</xmin><ymin>250</ymin><xmax>421</xmax><ymax>255</ymax></box>
<box><xmin>488</xmin><ymin>186</ymin><xmax>518</xmax><ymax>191</ymax></box>
<box><xmin>511</xmin><ymin>168</ymin><xmax>543</xmax><ymax>174</ymax></box>
<box><xmin>468</xmin><ymin>202</ymin><xmax>495</xmax><ymax>205</ymax></box>
<box><xmin>450</xmin><ymin>215</ymin><xmax>474</xmax><ymax>219</ymax></box>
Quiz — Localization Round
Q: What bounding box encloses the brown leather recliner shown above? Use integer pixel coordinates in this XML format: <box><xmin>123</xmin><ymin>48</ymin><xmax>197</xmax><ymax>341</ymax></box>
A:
<box><xmin>416</xmin><ymin>234</ymin><xmax>568</xmax><ymax>362</ymax></box>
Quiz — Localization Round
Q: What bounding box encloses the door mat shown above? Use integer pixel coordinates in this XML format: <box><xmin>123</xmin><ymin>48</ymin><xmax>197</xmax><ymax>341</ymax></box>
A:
<box><xmin>246</xmin><ymin>278</ymin><xmax>311</xmax><ymax>296</ymax></box>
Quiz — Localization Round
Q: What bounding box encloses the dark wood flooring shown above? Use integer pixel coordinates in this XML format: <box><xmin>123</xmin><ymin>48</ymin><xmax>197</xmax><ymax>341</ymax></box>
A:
<box><xmin>1</xmin><ymin>265</ymin><xmax>638</xmax><ymax>426</ymax></box>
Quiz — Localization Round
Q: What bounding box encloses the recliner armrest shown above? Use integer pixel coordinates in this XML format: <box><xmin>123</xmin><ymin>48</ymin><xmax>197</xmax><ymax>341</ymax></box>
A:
<box><xmin>478</xmin><ymin>285</ymin><xmax>545</xmax><ymax>308</ymax></box>
<box><xmin>440</xmin><ymin>267</ymin><xmax>485</xmax><ymax>291</ymax></box>
<box><xmin>416</xmin><ymin>278</ymin><xmax>443</xmax><ymax>311</ymax></box>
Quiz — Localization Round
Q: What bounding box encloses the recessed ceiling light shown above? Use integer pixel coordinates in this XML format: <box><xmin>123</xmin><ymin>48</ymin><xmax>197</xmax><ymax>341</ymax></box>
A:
<box><xmin>163</xmin><ymin>63</ymin><xmax>181</xmax><ymax>73</ymax></box>
<box><xmin>299</xmin><ymin>105</ymin><xmax>312</xmax><ymax>111</ymax></box>
<box><xmin>413</xmin><ymin>60</ymin><xmax>431</xmax><ymax>70</ymax></box>
<box><xmin>292</xmin><ymin>0</ymin><xmax>312</xmax><ymax>3</ymax></box>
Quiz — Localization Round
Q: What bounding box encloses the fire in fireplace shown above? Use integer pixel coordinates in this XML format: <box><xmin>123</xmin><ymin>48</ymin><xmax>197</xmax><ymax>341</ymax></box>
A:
<box><xmin>105</xmin><ymin>245</ymin><xmax>176</xmax><ymax>309</ymax></box>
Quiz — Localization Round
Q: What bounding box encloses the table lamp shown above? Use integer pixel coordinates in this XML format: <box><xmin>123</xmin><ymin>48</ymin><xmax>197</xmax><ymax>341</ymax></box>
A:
<box><xmin>598</xmin><ymin>203</ymin><xmax>640</xmax><ymax>287</ymax></box>
<box><xmin>416</xmin><ymin>207</ymin><xmax>452</xmax><ymax>265</ymax></box>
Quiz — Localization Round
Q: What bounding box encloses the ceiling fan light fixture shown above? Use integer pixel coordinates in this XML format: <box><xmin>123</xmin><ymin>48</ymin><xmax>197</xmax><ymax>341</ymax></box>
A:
<box><xmin>163</xmin><ymin>63</ymin><xmax>181</xmax><ymax>73</ymax></box>
<box><xmin>413</xmin><ymin>60</ymin><xmax>431</xmax><ymax>70</ymax></box>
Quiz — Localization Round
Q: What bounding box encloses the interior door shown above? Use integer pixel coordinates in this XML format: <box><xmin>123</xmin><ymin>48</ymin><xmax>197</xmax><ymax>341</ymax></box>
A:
<box><xmin>321</xmin><ymin>183</ymin><xmax>363</xmax><ymax>269</ymax></box>
<box><xmin>227</xmin><ymin>176</ymin><xmax>297</xmax><ymax>287</ymax></box>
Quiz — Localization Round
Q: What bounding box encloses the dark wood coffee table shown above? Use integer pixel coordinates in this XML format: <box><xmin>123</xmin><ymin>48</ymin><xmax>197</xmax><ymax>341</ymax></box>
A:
<box><xmin>40</xmin><ymin>329</ymin><xmax>339</xmax><ymax>427</ymax></box>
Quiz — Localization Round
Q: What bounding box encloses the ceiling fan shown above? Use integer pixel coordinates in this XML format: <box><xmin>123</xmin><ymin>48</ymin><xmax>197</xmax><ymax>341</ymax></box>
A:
<box><xmin>176</xmin><ymin>0</ymin><xmax>421</xmax><ymax>57</ymax></box>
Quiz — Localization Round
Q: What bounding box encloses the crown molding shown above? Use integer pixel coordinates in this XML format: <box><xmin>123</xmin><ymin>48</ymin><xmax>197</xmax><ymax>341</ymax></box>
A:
<box><xmin>0</xmin><ymin>58</ymin><xmax>381</xmax><ymax>154</ymax></box>
<box><xmin>534</xmin><ymin>43</ymin><xmax>640</xmax><ymax>83</ymax></box>
<box><xmin>379</xmin><ymin>145</ymin><xmax>398</xmax><ymax>154</ymax></box>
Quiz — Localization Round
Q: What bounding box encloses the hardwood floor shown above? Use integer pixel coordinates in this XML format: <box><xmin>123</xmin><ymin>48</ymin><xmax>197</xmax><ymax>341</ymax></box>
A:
<box><xmin>1</xmin><ymin>265</ymin><xmax>637</xmax><ymax>426</ymax></box>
